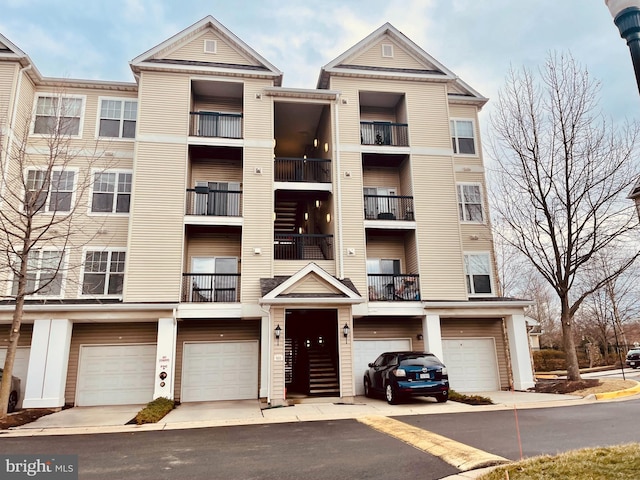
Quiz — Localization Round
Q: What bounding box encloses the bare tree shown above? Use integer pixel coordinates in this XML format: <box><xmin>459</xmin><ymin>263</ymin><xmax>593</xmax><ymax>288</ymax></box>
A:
<box><xmin>0</xmin><ymin>93</ymin><xmax>108</xmax><ymax>417</ymax></box>
<box><xmin>489</xmin><ymin>53</ymin><xmax>640</xmax><ymax>381</ymax></box>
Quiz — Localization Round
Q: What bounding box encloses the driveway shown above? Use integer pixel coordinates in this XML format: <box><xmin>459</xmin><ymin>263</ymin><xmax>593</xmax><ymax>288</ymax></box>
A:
<box><xmin>17</xmin><ymin>405</ymin><xmax>143</xmax><ymax>429</ymax></box>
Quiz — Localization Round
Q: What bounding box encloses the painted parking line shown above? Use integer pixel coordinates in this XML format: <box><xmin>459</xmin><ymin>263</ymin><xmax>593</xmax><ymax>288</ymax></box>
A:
<box><xmin>357</xmin><ymin>415</ymin><xmax>509</xmax><ymax>472</ymax></box>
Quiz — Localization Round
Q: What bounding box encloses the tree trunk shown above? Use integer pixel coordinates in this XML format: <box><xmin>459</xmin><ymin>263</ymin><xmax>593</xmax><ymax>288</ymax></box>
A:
<box><xmin>0</xmin><ymin>295</ymin><xmax>25</xmax><ymax>418</ymax></box>
<box><xmin>560</xmin><ymin>296</ymin><xmax>581</xmax><ymax>381</ymax></box>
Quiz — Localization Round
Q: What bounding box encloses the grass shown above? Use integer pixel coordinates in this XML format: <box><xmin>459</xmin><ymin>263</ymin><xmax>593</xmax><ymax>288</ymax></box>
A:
<box><xmin>134</xmin><ymin>397</ymin><xmax>175</xmax><ymax>425</ymax></box>
<box><xmin>448</xmin><ymin>390</ymin><xmax>493</xmax><ymax>405</ymax></box>
<box><xmin>478</xmin><ymin>443</ymin><xmax>640</xmax><ymax>480</ymax></box>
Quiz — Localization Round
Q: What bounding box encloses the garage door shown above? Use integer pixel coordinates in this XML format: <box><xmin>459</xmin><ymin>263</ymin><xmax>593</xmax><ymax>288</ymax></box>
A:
<box><xmin>353</xmin><ymin>339</ymin><xmax>412</xmax><ymax>395</ymax></box>
<box><xmin>0</xmin><ymin>347</ymin><xmax>30</xmax><ymax>408</ymax></box>
<box><xmin>442</xmin><ymin>338</ymin><xmax>499</xmax><ymax>392</ymax></box>
<box><xmin>76</xmin><ymin>344</ymin><xmax>156</xmax><ymax>406</ymax></box>
<box><xmin>181</xmin><ymin>341</ymin><xmax>258</xmax><ymax>402</ymax></box>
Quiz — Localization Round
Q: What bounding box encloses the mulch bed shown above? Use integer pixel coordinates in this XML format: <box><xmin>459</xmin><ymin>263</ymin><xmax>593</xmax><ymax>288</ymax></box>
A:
<box><xmin>0</xmin><ymin>409</ymin><xmax>57</xmax><ymax>430</ymax></box>
<box><xmin>534</xmin><ymin>379</ymin><xmax>600</xmax><ymax>394</ymax></box>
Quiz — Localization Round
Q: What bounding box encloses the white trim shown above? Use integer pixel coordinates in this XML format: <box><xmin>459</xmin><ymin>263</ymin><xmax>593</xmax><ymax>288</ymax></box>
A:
<box><xmin>87</xmin><ymin>168</ymin><xmax>133</xmax><ymax>216</ymax></box>
<box><xmin>381</xmin><ymin>43</ymin><xmax>394</xmax><ymax>58</ymax></box>
<box><xmin>456</xmin><ymin>182</ymin><xmax>485</xmax><ymax>224</ymax></box>
<box><xmin>78</xmin><ymin>246</ymin><xmax>127</xmax><ymax>299</ymax></box>
<box><xmin>450</xmin><ymin>117</ymin><xmax>478</xmax><ymax>157</ymax></box>
<box><xmin>7</xmin><ymin>247</ymin><xmax>68</xmax><ymax>300</ymax></box>
<box><xmin>30</xmin><ymin>92</ymin><xmax>86</xmax><ymax>139</ymax></box>
<box><xmin>95</xmin><ymin>96</ymin><xmax>138</xmax><ymax>141</ymax></box>
<box><xmin>204</xmin><ymin>39</ymin><xmax>217</xmax><ymax>54</ymax></box>
<box><xmin>23</xmin><ymin>165</ymin><xmax>79</xmax><ymax>216</ymax></box>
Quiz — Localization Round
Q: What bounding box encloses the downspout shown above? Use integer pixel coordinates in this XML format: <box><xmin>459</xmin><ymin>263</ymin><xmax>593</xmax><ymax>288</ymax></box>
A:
<box><xmin>333</xmin><ymin>94</ymin><xmax>345</xmax><ymax>279</ymax></box>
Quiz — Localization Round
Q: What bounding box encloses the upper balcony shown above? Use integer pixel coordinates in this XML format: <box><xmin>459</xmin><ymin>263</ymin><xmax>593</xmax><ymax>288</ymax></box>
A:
<box><xmin>364</xmin><ymin>193</ymin><xmax>414</xmax><ymax>221</ymax></box>
<box><xmin>189</xmin><ymin>112</ymin><xmax>242</xmax><ymax>139</ymax></box>
<box><xmin>360</xmin><ymin>122</ymin><xmax>408</xmax><ymax>147</ymax></box>
<box><xmin>359</xmin><ymin>91</ymin><xmax>408</xmax><ymax>149</ymax></box>
<box><xmin>274</xmin><ymin>157</ymin><xmax>331</xmax><ymax>184</ymax></box>
<box><xmin>367</xmin><ymin>273</ymin><xmax>420</xmax><ymax>301</ymax></box>
<box><xmin>189</xmin><ymin>79</ymin><xmax>243</xmax><ymax>145</ymax></box>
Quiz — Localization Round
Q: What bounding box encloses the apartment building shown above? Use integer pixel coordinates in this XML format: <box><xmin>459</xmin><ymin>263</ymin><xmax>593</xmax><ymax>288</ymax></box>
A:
<box><xmin>0</xmin><ymin>16</ymin><xmax>534</xmax><ymax>409</ymax></box>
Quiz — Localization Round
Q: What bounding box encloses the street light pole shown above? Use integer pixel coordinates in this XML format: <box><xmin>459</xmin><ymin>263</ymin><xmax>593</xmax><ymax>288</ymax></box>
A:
<box><xmin>606</xmin><ymin>0</ymin><xmax>640</xmax><ymax>93</ymax></box>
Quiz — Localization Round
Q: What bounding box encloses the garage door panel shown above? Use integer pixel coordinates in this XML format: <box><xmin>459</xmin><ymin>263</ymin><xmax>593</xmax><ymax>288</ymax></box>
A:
<box><xmin>353</xmin><ymin>339</ymin><xmax>412</xmax><ymax>395</ymax></box>
<box><xmin>76</xmin><ymin>345</ymin><xmax>156</xmax><ymax>406</ymax></box>
<box><xmin>0</xmin><ymin>347</ymin><xmax>30</xmax><ymax>408</ymax></box>
<box><xmin>181</xmin><ymin>341</ymin><xmax>258</xmax><ymax>402</ymax></box>
<box><xmin>442</xmin><ymin>338</ymin><xmax>499</xmax><ymax>392</ymax></box>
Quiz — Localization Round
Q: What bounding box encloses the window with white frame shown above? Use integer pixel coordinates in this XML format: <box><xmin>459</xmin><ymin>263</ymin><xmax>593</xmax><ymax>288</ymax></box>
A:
<box><xmin>98</xmin><ymin>99</ymin><xmax>137</xmax><ymax>138</ymax></box>
<box><xmin>457</xmin><ymin>184</ymin><xmax>484</xmax><ymax>222</ymax></box>
<box><xmin>82</xmin><ymin>250</ymin><xmax>126</xmax><ymax>296</ymax></box>
<box><xmin>464</xmin><ymin>253</ymin><xmax>492</xmax><ymax>295</ymax></box>
<box><xmin>25</xmin><ymin>169</ymin><xmax>75</xmax><ymax>213</ymax></box>
<box><xmin>450</xmin><ymin>119</ymin><xmax>476</xmax><ymax>155</ymax></box>
<box><xmin>33</xmin><ymin>95</ymin><xmax>83</xmax><ymax>136</ymax></box>
<box><xmin>11</xmin><ymin>250</ymin><xmax>65</xmax><ymax>297</ymax></box>
<box><xmin>91</xmin><ymin>171</ymin><xmax>132</xmax><ymax>213</ymax></box>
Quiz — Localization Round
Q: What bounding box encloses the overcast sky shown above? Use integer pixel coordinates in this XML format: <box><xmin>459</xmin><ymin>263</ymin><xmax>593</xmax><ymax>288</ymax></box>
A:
<box><xmin>1</xmin><ymin>0</ymin><xmax>638</xmax><ymax>126</ymax></box>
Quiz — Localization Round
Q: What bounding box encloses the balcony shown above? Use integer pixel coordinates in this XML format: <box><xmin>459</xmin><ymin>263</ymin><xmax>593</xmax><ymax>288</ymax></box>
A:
<box><xmin>274</xmin><ymin>234</ymin><xmax>333</xmax><ymax>260</ymax></box>
<box><xmin>274</xmin><ymin>157</ymin><xmax>331</xmax><ymax>183</ymax></box>
<box><xmin>182</xmin><ymin>273</ymin><xmax>240</xmax><ymax>303</ymax></box>
<box><xmin>189</xmin><ymin>112</ymin><xmax>242</xmax><ymax>139</ymax></box>
<box><xmin>368</xmin><ymin>274</ymin><xmax>420</xmax><ymax>301</ymax></box>
<box><xmin>360</xmin><ymin>122</ymin><xmax>408</xmax><ymax>147</ymax></box>
<box><xmin>364</xmin><ymin>194</ymin><xmax>414</xmax><ymax>221</ymax></box>
<box><xmin>185</xmin><ymin>187</ymin><xmax>242</xmax><ymax>216</ymax></box>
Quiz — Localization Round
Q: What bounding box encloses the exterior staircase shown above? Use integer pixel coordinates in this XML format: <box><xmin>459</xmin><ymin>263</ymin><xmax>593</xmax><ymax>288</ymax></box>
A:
<box><xmin>307</xmin><ymin>346</ymin><xmax>339</xmax><ymax>396</ymax></box>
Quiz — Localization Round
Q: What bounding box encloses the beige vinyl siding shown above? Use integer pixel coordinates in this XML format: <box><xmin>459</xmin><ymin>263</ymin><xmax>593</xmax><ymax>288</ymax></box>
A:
<box><xmin>185</xmin><ymin>233</ymin><xmax>242</xmax><ymax>270</ymax></box>
<box><xmin>412</xmin><ymin>154</ymin><xmax>466</xmax><ymax>300</ymax></box>
<box><xmin>193</xmin><ymin>96</ymin><xmax>242</xmax><ymax>114</ymax></box>
<box><xmin>174</xmin><ymin>319</ymin><xmax>260</xmax><ymax>402</ymax></box>
<box><xmin>363</xmin><ymin>167</ymin><xmax>401</xmax><ymax>192</ymax></box>
<box><xmin>274</xmin><ymin>261</ymin><xmax>336</xmax><ymax>277</ymax></box>
<box><xmin>65</xmin><ymin>322</ymin><xmax>158</xmax><ymax>405</ymax></box>
<box><xmin>137</xmin><ymin>71</ymin><xmax>190</xmax><ymax>136</ymax></box>
<box><xmin>165</xmin><ymin>30</ymin><xmax>259</xmax><ymax>66</ymax></box>
<box><xmin>125</xmin><ymin>143</ymin><xmax>187</xmax><ymax>301</ymax></box>
<box><xmin>360</xmin><ymin>106</ymin><xmax>397</xmax><ymax>123</ymax></box>
<box><xmin>270</xmin><ymin>306</ymin><xmax>285</xmax><ymax>400</ymax></box>
<box><xmin>3</xmin><ymin>323</ymin><xmax>33</xmax><ymax>347</ymax></box>
<box><xmin>353</xmin><ymin>317</ymin><xmax>423</xmax><ymax>352</ymax></box>
<box><xmin>189</xmin><ymin>159</ymin><xmax>242</xmax><ymax>186</ymax></box>
<box><xmin>338</xmin><ymin>306</ymin><xmax>353</xmax><ymax>397</ymax></box>
<box><xmin>399</xmin><ymin>157</ymin><xmax>413</xmax><ymax>196</ymax></box>
<box><xmin>404</xmin><ymin>231</ymin><xmax>419</xmax><ymax>276</ymax></box>
<box><xmin>440</xmin><ymin>318</ymin><xmax>509</xmax><ymax>389</ymax></box>
<box><xmin>283</xmin><ymin>273</ymin><xmax>342</xmax><ymax>295</ymax></box>
<box><xmin>349</xmin><ymin>36</ymin><xmax>426</xmax><ymax>71</ymax></box>
<box><xmin>365</xmin><ymin>235</ymin><xmax>407</xmax><ymax>269</ymax></box>
<box><xmin>0</xmin><ymin>62</ymin><xmax>17</xmax><ymax>120</ymax></box>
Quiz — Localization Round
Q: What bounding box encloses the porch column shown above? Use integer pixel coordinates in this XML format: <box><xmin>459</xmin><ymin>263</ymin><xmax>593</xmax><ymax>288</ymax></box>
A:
<box><xmin>505</xmin><ymin>314</ymin><xmax>535</xmax><ymax>390</ymax></box>
<box><xmin>23</xmin><ymin>319</ymin><xmax>72</xmax><ymax>408</ymax></box>
<box><xmin>153</xmin><ymin>317</ymin><xmax>177</xmax><ymax>400</ymax></box>
<box><xmin>259</xmin><ymin>314</ymin><xmax>270</xmax><ymax>399</ymax></box>
<box><xmin>270</xmin><ymin>307</ymin><xmax>286</xmax><ymax>407</ymax></box>
<box><xmin>422</xmin><ymin>314</ymin><xmax>443</xmax><ymax>359</ymax></box>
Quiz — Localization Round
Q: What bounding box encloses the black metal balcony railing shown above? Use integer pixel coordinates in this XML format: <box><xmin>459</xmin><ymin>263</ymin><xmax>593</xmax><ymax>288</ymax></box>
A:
<box><xmin>182</xmin><ymin>273</ymin><xmax>240</xmax><ymax>303</ymax></box>
<box><xmin>274</xmin><ymin>157</ymin><xmax>332</xmax><ymax>183</ymax></box>
<box><xmin>274</xmin><ymin>234</ymin><xmax>334</xmax><ymax>260</ymax></box>
<box><xmin>190</xmin><ymin>112</ymin><xmax>242</xmax><ymax>138</ymax></box>
<box><xmin>185</xmin><ymin>188</ymin><xmax>242</xmax><ymax>216</ymax></box>
<box><xmin>363</xmin><ymin>195</ymin><xmax>414</xmax><ymax>221</ymax></box>
<box><xmin>360</xmin><ymin>122</ymin><xmax>409</xmax><ymax>146</ymax></box>
<box><xmin>368</xmin><ymin>274</ymin><xmax>420</xmax><ymax>301</ymax></box>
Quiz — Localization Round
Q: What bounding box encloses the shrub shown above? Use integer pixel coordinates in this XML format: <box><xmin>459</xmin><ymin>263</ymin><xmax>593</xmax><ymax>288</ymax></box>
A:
<box><xmin>533</xmin><ymin>349</ymin><xmax>591</xmax><ymax>372</ymax></box>
<box><xmin>448</xmin><ymin>390</ymin><xmax>493</xmax><ymax>405</ymax></box>
<box><xmin>134</xmin><ymin>397</ymin><xmax>175</xmax><ymax>425</ymax></box>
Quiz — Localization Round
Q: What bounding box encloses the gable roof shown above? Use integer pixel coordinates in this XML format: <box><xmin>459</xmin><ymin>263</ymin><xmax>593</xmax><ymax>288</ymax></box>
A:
<box><xmin>260</xmin><ymin>263</ymin><xmax>362</xmax><ymax>305</ymax></box>
<box><xmin>317</xmin><ymin>23</ymin><xmax>487</xmax><ymax>106</ymax></box>
<box><xmin>130</xmin><ymin>15</ymin><xmax>283</xmax><ymax>85</ymax></box>
<box><xmin>629</xmin><ymin>178</ymin><xmax>640</xmax><ymax>200</ymax></box>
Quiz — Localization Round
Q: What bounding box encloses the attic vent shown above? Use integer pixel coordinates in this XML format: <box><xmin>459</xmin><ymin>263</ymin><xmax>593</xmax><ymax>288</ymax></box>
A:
<box><xmin>381</xmin><ymin>44</ymin><xmax>394</xmax><ymax>58</ymax></box>
<box><xmin>204</xmin><ymin>39</ymin><xmax>217</xmax><ymax>54</ymax></box>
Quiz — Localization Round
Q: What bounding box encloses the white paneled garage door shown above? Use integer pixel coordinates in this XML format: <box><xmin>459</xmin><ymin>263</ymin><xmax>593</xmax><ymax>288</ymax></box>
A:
<box><xmin>353</xmin><ymin>339</ymin><xmax>412</xmax><ymax>395</ymax></box>
<box><xmin>442</xmin><ymin>338</ymin><xmax>500</xmax><ymax>392</ymax></box>
<box><xmin>0</xmin><ymin>347</ymin><xmax>30</xmax><ymax>408</ymax></box>
<box><xmin>76</xmin><ymin>344</ymin><xmax>156</xmax><ymax>406</ymax></box>
<box><xmin>181</xmin><ymin>341</ymin><xmax>258</xmax><ymax>402</ymax></box>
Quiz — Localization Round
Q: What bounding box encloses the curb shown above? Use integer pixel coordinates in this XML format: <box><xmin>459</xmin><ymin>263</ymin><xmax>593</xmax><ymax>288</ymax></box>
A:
<box><xmin>594</xmin><ymin>380</ymin><xmax>640</xmax><ymax>400</ymax></box>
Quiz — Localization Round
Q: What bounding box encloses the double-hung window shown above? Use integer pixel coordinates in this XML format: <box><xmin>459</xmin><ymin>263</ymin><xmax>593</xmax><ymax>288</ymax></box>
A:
<box><xmin>33</xmin><ymin>95</ymin><xmax>83</xmax><ymax>136</ymax></box>
<box><xmin>457</xmin><ymin>184</ymin><xmax>484</xmax><ymax>222</ymax></box>
<box><xmin>98</xmin><ymin>99</ymin><xmax>137</xmax><ymax>138</ymax></box>
<box><xmin>464</xmin><ymin>253</ymin><xmax>492</xmax><ymax>295</ymax></box>
<box><xmin>91</xmin><ymin>171</ymin><xmax>132</xmax><ymax>213</ymax></box>
<box><xmin>82</xmin><ymin>250</ymin><xmax>126</xmax><ymax>296</ymax></box>
<box><xmin>450</xmin><ymin>119</ymin><xmax>476</xmax><ymax>155</ymax></box>
<box><xmin>25</xmin><ymin>169</ymin><xmax>75</xmax><ymax>213</ymax></box>
<box><xmin>11</xmin><ymin>250</ymin><xmax>65</xmax><ymax>297</ymax></box>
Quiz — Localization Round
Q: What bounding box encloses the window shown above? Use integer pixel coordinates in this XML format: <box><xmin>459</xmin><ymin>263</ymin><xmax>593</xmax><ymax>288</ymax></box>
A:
<box><xmin>25</xmin><ymin>169</ymin><xmax>75</xmax><ymax>213</ymax></box>
<box><xmin>33</xmin><ymin>95</ymin><xmax>83</xmax><ymax>136</ymax></box>
<box><xmin>464</xmin><ymin>253</ymin><xmax>492</xmax><ymax>295</ymax></box>
<box><xmin>450</xmin><ymin>119</ymin><xmax>476</xmax><ymax>155</ymax></box>
<box><xmin>189</xmin><ymin>257</ymin><xmax>238</xmax><ymax>302</ymax></box>
<box><xmin>91</xmin><ymin>171</ymin><xmax>132</xmax><ymax>213</ymax></box>
<box><xmin>98</xmin><ymin>99</ymin><xmax>137</xmax><ymax>138</ymax></box>
<box><xmin>11</xmin><ymin>250</ymin><xmax>65</xmax><ymax>297</ymax></box>
<box><xmin>457</xmin><ymin>184</ymin><xmax>484</xmax><ymax>222</ymax></box>
<box><xmin>381</xmin><ymin>44</ymin><xmax>394</xmax><ymax>58</ymax></box>
<box><xmin>82</xmin><ymin>250</ymin><xmax>126</xmax><ymax>296</ymax></box>
<box><xmin>193</xmin><ymin>181</ymin><xmax>240</xmax><ymax>216</ymax></box>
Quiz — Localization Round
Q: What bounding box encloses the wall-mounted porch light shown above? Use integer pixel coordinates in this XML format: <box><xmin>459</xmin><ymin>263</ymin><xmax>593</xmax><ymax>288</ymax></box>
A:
<box><xmin>326</xmin><ymin>213</ymin><xmax>331</xmax><ymax>223</ymax></box>
<box><xmin>342</xmin><ymin>323</ymin><xmax>350</xmax><ymax>343</ymax></box>
<box><xmin>314</xmin><ymin>138</ymin><xmax>318</xmax><ymax>148</ymax></box>
<box><xmin>275</xmin><ymin>324</ymin><xmax>282</xmax><ymax>345</ymax></box>
<box><xmin>324</xmin><ymin>142</ymin><xmax>329</xmax><ymax>153</ymax></box>
<box><xmin>315</xmin><ymin>200</ymin><xmax>321</xmax><ymax>208</ymax></box>
<box><xmin>417</xmin><ymin>333</ymin><xmax>424</xmax><ymax>341</ymax></box>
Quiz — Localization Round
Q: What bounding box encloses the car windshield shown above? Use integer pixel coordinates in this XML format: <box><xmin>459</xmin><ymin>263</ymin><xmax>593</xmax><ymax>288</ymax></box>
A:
<box><xmin>398</xmin><ymin>355</ymin><xmax>441</xmax><ymax>367</ymax></box>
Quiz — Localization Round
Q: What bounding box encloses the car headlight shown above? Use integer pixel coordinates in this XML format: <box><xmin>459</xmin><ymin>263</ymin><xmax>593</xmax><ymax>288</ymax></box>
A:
<box><xmin>441</xmin><ymin>367</ymin><xmax>448</xmax><ymax>375</ymax></box>
<box><xmin>394</xmin><ymin>368</ymin><xmax>406</xmax><ymax>377</ymax></box>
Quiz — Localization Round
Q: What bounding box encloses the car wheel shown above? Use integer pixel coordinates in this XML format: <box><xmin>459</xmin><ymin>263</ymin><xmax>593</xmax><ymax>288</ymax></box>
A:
<box><xmin>8</xmin><ymin>391</ymin><xmax>18</xmax><ymax>413</ymax></box>
<box><xmin>436</xmin><ymin>392</ymin><xmax>448</xmax><ymax>403</ymax></box>
<box><xmin>364</xmin><ymin>377</ymin><xmax>372</xmax><ymax>398</ymax></box>
<box><xmin>385</xmin><ymin>383</ymin><xmax>399</xmax><ymax>405</ymax></box>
